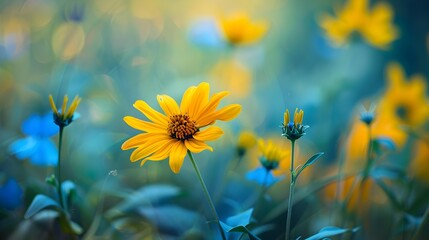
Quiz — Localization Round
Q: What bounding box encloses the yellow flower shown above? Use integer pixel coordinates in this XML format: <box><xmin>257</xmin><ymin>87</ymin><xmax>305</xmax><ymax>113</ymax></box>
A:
<box><xmin>378</xmin><ymin>62</ymin><xmax>429</xmax><ymax>128</ymax></box>
<box><xmin>220</xmin><ymin>12</ymin><xmax>268</xmax><ymax>46</ymax></box>
<box><xmin>237</xmin><ymin>131</ymin><xmax>257</xmax><ymax>150</ymax></box>
<box><xmin>121</xmin><ymin>82</ymin><xmax>241</xmax><ymax>173</ymax></box>
<box><xmin>319</xmin><ymin>0</ymin><xmax>398</xmax><ymax>49</ymax></box>
<box><xmin>282</xmin><ymin>108</ymin><xmax>307</xmax><ymax>141</ymax></box>
<box><xmin>49</xmin><ymin>95</ymin><xmax>81</xmax><ymax>127</ymax></box>
<box><xmin>257</xmin><ymin>139</ymin><xmax>289</xmax><ymax>174</ymax></box>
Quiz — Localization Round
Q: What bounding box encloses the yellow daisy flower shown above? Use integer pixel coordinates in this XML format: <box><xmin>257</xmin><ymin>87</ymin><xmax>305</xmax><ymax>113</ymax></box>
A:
<box><xmin>257</xmin><ymin>139</ymin><xmax>289</xmax><ymax>172</ymax></box>
<box><xmin>49</xmin><ymin>94</ymin><xmax>81</xmax><ymax>127</ymax></box>
<box><xmin>378</xmin><ymin>62</ymin><xmax>429</xmax><ymax>127</ymax></box>
<box><xmin>319</xmin><ymin>0</ymin><xmax>398</xmax><ymax>49</ymax></box>
<box><xmin>220</xmin><ymin>12</ymin><xmax>268</xmax><ymax>46</ymax></box>
<box><xmin>121</xmin><ymin>82</ymin><xmax>241</xmax><ymax>173</ymax></box>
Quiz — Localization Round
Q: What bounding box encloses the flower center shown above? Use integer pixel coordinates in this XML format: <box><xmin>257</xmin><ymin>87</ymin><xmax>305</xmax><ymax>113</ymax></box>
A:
<box><xmin>395</xmin><ymin>105</ymin><xmax>409</xmax><ymax>122</ymax></box>
<box><xmin>167</xmin><ymin>114</ymin><xmax>198</xmax><ymax>140</ymax></box>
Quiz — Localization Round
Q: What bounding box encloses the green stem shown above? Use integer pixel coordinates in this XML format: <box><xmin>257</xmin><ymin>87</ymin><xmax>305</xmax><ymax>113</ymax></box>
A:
<box><xmin>188</xmin><ymin>151</ymin><xmax>226</xmax><ymax>240</ymax></box>
<box><xmin>285</xmin><ymin>140</ymin><xmax>296</xmax><ymax>240</ymax></box>
<box><xmin>57</xmin><ymin>126</ymin><xmax>65</xmax><ymax>209</ymax></box>
<box><xmin>362</xmin><ymin>125</ymin><xmax>373</xmax><ymax>180</ymax></box>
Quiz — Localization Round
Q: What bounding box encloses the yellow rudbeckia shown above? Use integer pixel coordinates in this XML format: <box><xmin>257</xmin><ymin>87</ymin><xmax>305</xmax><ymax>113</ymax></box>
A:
<box><xmin>220</xmin><ymin>12</ymin><xmax>268</xmax><ymax>46</ymax></box>
<box><xmin>378</xmin><ymin>62</ymin><xmax>429</xmax><ymax>128</ymax></box>
<box><xmin>319</xmin><ymin>0</ymin><xmax>398</xmax><ymax>49</ymax></box>
<box><xmin>121</xmin><ymin>82</ymin><xmax>241</xmax><ymax>174</ymax></box>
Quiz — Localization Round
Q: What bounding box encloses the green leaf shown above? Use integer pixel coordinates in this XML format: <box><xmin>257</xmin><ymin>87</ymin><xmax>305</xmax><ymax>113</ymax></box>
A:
<box><xmin>24</xmin><ymin>194</ymin><xmax>61</xmax><ymax>219</ymax></box>
<box><xmin>305</xmin><ymin>226</ymin><xmax>360</xmax><ymax>240</ymax></box>
<box><xmin>296</xmin><ymin>152</ymin><xmax>324</xmax><ymax>180</ymax></box>
<box><xmin>220</xmin><ymin>208</ymin><xmax>261</xmax><ymax>240</ymax></box>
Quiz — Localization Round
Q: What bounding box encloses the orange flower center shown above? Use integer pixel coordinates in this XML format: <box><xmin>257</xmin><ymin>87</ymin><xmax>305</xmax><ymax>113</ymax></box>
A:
<box><xmin>167</xmin><ymin>114</ymin><xmax>198</xmax><ymax>140</ymax></box>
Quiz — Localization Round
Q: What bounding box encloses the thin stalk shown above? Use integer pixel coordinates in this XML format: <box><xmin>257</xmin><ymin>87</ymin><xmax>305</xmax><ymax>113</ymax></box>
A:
<box><xmin>411</xmin><ymin>205</ymin><xmax>429</xmax><ymax>240</ymax></box>
<box><xmin>362</xmin><ymin>125</ymin><xmax>373</xmax><ymax>180</ymax></box>
<box><xmin>57</xmin><ymin>126</ymin><xmax>65</xmax><ymax>209</ymax></box>
<box><xmin>285</xmin><ymin>140</ymin><xmax>296</xmax><ymax>240</ymax></box>
<box><xmin>188</xmin><ymin>151</ymin><xmax>226</xmax><ymax>240</ymax></box>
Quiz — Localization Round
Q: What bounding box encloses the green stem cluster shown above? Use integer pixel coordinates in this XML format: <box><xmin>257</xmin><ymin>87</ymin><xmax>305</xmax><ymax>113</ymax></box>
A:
<box><xmin>285</xmin><ymin>140</ymin><xmax>296</xmax><ymax>240</ymax></box>
<box><xmin>188</xmin><ymin>151</ymin><xmax>226</xmax><ymax>240</ymax></box>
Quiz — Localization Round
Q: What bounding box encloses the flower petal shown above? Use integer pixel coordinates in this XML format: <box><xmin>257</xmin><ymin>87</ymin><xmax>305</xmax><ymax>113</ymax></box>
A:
<box><xmin>123</xmin><ymin>116</ymin><xmax>166</xmax><ymax>133</ymax></box>
<box><xmin>145</xmin><ymin>139</ymin><xmax>176</xmax><ymax>161</ymax></box>
<box><xmin>169</xmin><ymin>141</ymin><xmax>188</xmax><ymax>174</ymax></box>
<box><xmin>185</xmin><ymin>139</ymin><xmax>213</xmax><ymax>153</ymax></box>
<box><xmin>195</xmin><ymin>91</ymin><xmax>229</xmax><ymax>123</ymax></box>
<box><xmin>133</xmin><ymin>100</ymin><xmax>169</xmax><ymax>125</ymax></box>
<box><xmin>189</xmin><ymin>82</ymin><xmax>210</xmax><ymax>119</ymax></box>
<box><xmin>157</xmin><ymin>95</ymin><xmax>180</xmax><ymax>117</ymax></box>
<box><xmin>180</xmin><ymin>86</ymin><xmax>197</xmax><ymax>114</ymax></box>
<box><xmin>198</xmin><ymin>104</ymin><xmax>241</xmax><ymax>127</ymax></box>
<box><xmin>130</xmin><ymin>138</ymin><xmax>172</xmax><ymax>162</ymax></box>
<box><xmin>193</xmin><ymin>126</ymin><xmax>224</xmax><ymax>142</ymax></box>
<box><xmin>122</xmin><ymin>133</ymin><xmax>169</xmax><ymax>150</ymax></box>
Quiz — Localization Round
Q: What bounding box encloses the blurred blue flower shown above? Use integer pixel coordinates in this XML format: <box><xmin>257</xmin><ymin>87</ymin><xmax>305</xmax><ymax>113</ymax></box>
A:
<box><xmin>188</xmin><ymin>17</ymin><xmax>224</xmax><ymax>48</ymax></box>
<box><xmin>9</xmin><ymin>113</ymin><xmax>58</xmax><ymax>166</ymax></box>
<box><xmin>246</xmin><ymin>167</ymin><xmax>283</xmax><ymax>187</ymax></box>
<box><xmin>0</xmin><ymin>178</ymin><xmax>23</xmax><ymax>210</ymax></box>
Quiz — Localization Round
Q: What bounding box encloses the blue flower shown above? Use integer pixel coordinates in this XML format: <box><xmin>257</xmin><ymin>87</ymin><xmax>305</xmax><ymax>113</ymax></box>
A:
<box><xmin>9</xmin><ymin>113</ymin><xmax>58</xmax><ymax>166</ymax></box>
<box><xmin>188</xmin><ymin>17</ymin><xmax>224</xmax><ymax>48</ymax></box>
<box><xmin>0</xmin><ymin>178</ymin><xmax>23</xmax><ymax>210</ymax></box>
<box><xmin>246</xmin><ymin>167</ymin><xmax>284</xmax><ymax>187</ymax></box>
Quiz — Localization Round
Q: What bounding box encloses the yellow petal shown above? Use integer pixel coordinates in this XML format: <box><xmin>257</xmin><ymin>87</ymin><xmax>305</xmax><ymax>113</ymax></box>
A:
<box><xmin>49</xmin><ymin>95</ymin><xmax>58</xmax><ymax>115</ymax></box>
<box><xmin>157</xmin><ymin>94</ymin><xmax>180</xmax><ymax>117</ymax></box>
<box><xmin>145</xmin><ymin>139</ymin><xmax>176</xmax><ymax>160</ymax></box>
<box><xmin>193</xmin><ymin>126</ymin><xmax>224</xmax><ymax>142</ymax></box>
<box><xmin>189</xmin><ymin>82</ymin><xmax>210</xmax><ymax>119</ymax></box>
<box><xmin>185</xmin><ymin>139</ymin><xmax>213</xmax><ymax>153</ymax></box>
<box><xmin>198</xmin><ymin>104</ymin><xmax>241</xmax><ymax>127</ymax></box>
<box><xmin>130</xmin><ymin>138</ymin><xmax>171</xmax><ymax>162</ymax></box>
<box><xmin>180</xmin><ymin>86</ymin><xmax>197</xmax><ymax>114</ymax></box>
<box><xmin>121</xmin><ymin>133</ymin><xmax>168</xmax><ymax>150</ymax></box>
<box><xmin>123</xmin><ymin>116</ymin><xmax>166</xmax><ymax>133</ymax></box>
<box><xmin>386</xmin><ymin>62</ymin><xmax>405</xmax><ymax>88</ymax></box>
<box><xmin>169</xmin><ymin>141</ymin><xmax>188</xmax><ymax>174</ymax></box>
<box><xmin>195</xmin><ymin>91</ymin><xmax>229</xmax><ymax>122</ymax></box>
<box><xmin>133</xmin><ymin>100</ymin><xmax>169</xmax><ymax>125</ymax></box>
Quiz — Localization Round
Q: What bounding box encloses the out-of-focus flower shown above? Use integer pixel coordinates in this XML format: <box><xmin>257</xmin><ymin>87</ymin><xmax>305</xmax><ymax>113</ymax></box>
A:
<box><xmin>378</xmin><ymin>62</ymin><xmax>429</xmax><ymax>128</ymax></box>
<box><xmin>409</xmin><ymin>139</ymin><xmax>429</xmax><ymax>184</ymax></box>
<box><xmin>237</xmin><ymin>131</ymin><xmax>257</xmax><ymax>157</ymax></box>
<box><xmin>319</xmin><ymin>0</ymin><xmax>398</xmax><ymax>49</ymax></box>
<box><xmin>49</xmin><ymin>95</ymin><xmax>81</xmax><ymax>127</ymax></box>
<box><xmin>359</xmin><ymin>105</ymin><xmax>376</xmax><ymax>125</ymax></box>
<box><xmin>188</xmin><ymin>17</ymin><xmax>224</xmax><ymax>48</ymax></box>
<box><xmin>121</xmin><ymin>82</ymin><xmax>241</xmax><ymax>174</ymax></box>
<box><xmin>210</xmin><ymin>59</ymin><xmax>253</xmax><ymax>99</ymax></box>
<box><xmin>9</xmin><ymin>113</ymin><xmax>58</xmax><ymax>166</ymax></box>
<box><xmin>246</xmin><ymin>139</ymin><xmax>289</xmax><ymax>186</ymax></box>
<box><xmin>219</xmin><ymin>12</ymin><xmax>268</xmax><ymax>46</ymax></box>
<box><xmin>0</xmin><ymin>178</ymin><xmax>23</xmax><ymax>210</ymax></box>
<box><xmin>282</xmin><ymin>108</ymin><xmax>308</xmax><ymax>141</ymax></box>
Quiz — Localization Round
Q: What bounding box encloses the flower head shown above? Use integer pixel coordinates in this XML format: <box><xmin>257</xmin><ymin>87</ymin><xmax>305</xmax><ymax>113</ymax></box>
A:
<box><xmin>359</xmin><ymin>104</ymin><xmax>376</xmax><ymax>125</ymax></box>
<box><xmin>319</xmin><ymin>0</ymin><xmax>398</xmax><ymax>49</ymax></box>
<box><xmin>257</xmin><ymin>139</ymin><xmax>288</xmax><ymax>171</ymax></box>
<box><xmin>49</xmin><ymin>95</ymin><xmax>81</xmax><ymax>127</ymax></box>
<box><xmin>9</xmin><ymin>113</ymin><xmax>58</xmax><ymax>166</ymax></box>
<box><xmin>237</xmin><ymin>131</ymin><xmax>257</xmax><ymax>157</ymax></box>
<box><xmin>219</xmin><ymin>12</ymin><xmax>268</xmax><ymax>46</ymax></box>
<box><xmin>282</xmin><ymin>108</ymin><xmax>308</xmax><ymax>141</ymax></box>
<box><xmin>121</xmin><ymin>82</ymin><xmax>241</xmax><ymax>174</ymax></box>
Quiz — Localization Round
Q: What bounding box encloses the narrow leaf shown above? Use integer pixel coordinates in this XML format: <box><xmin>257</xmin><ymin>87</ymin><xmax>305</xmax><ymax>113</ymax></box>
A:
<box><xmin>305</xmin><ymin>226</ymin><xmax>360</xmax><ymax>240</ymax></box>
<box><xmin>374</xmin><ymin>179</ymin><xmax>402</xmax><ymax>210</ymax></box>
<box><xmin>296</xmin><ymin>152</ymin><xmax>324</xmax><ymax>180</ymax></box>
<box><xmin>24</xmin><ymin>194</ymin><xmax>61</xmax><ymax>219</ymax></box>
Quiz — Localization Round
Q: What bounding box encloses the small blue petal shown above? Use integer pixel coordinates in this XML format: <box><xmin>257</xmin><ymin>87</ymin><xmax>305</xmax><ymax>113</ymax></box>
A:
<box><xmin>0</xmin><ymin>178</ymin><xmax>23</xmax><ymax>210</ymax></box>
<box><xmin>40</xmin><ymin>112</ymin><xmax>59</xmax><ymax>137</ymax></box>
<box><xmin>29</xmin><ymin>138</ymin><xmax>58</xmax><ymax>166</ymax></box>
<box><xmin>188</xmin><ymin>18</ymin><xmax>224</xmax><ymax>48</ymax></box>
<box><xmin>21</xmin><ymin>114</ymin><xmax>42</xmax><ymax>136</ymax></box>
<box><xmin>21</xmin><ymin>113</ymin><xmax>58</xmax><ymax>137</ymax></box>
<box><xmin>9</xmin><ymin>136</ymin><xmax>38</xmax><ymax>159</ymax></box>
<box><xmin>72</xmin><ymin>112</ymin><xmax>80</xmax><ymax>121</ymax></box>
<box><xmin>246</xmin><ymin>167</ymin><xmax>283</xmax><ymax>187</ymax></box>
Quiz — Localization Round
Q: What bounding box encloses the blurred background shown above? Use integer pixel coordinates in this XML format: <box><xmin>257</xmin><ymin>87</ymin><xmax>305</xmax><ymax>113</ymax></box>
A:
<box><xmin>0</xmin><ymin>0</ymin><xmax>428</xmax><ymax>239</ymax></box>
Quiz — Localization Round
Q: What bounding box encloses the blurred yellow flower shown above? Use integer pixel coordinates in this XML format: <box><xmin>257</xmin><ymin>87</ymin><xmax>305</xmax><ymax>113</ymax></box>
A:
<box><xmin>409</xmin><ymin>139</ymin><xmax>429</xmax><ymax>184</ymax></box>
<box><xmin>237</xmin><ymin>131</ymin><xmax>257</xmax><ymax>155</ymax></box>
<box><xmin>378</xmin><ymin>62</ymin><xmax>429</xmax><ymax>128</ymax></box>
<box><xmin>49</xmin><ymin>95</ymin><xmax>81</xmax><ymax>127</ymax></box>
<box><xmin>121</xmin><ymin>82</ymin><xmax>241</xmax><ymax>174</ymax></box>
<box><xmin>210</xmin><ymin>60</ymin><xmax>252</xmax><ymax>99</ymax></box>
<box><xmin>257</xmin><ymin>139</ymin><xmax>289</xmax><ymax>176</ymax></box>
<box><xmin>219</xmin><ymin>12</ymin><xmax>268</xmax><ymax>45</ymax></box>
<box><xmin>319</xmin><ymin>0</ymin><xmax>398</xmax><ymax>49</ymax></box>
<box><xmin>52</xmin><ymin>22</ymin><xmax>85</xmax><ymax>60</ymax></box>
